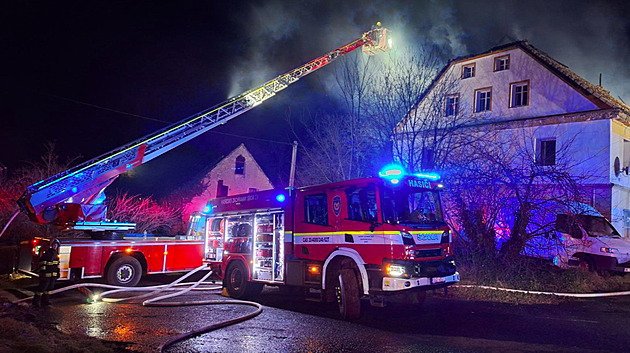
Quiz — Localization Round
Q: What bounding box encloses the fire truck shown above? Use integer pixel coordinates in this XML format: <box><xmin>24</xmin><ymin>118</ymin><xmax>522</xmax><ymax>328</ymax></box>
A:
<box><xmin>19</xmin><ymin>26</ymin><xmax>392</xmax><ymax>286</ymax></box>
<box><xmin>191</xmin><ymin>166</ymin><xmax>459</xmax><ymax>319</ymax></box>
<box><xmin>31</xmin><ymin>234</ymin><xmax>203</xmax><ymax>286</ymax></box>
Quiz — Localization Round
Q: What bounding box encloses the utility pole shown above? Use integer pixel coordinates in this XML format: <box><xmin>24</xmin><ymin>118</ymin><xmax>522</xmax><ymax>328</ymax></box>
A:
<box><xmin>289</xmin><ymin>141</ymin><xmax>298</xmax><ymax>188</ymax></box>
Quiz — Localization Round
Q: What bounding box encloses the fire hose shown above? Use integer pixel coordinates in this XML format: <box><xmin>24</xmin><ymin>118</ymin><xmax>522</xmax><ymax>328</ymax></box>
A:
<box><xmin>10</xmin><ymin>265</ymin><xmax>263</xmax><ymax>352</ymax></box>
<box><xmin>452</xmin><ymin>284</ymin><xmax>630</xmax><ymax>298</ymax></box>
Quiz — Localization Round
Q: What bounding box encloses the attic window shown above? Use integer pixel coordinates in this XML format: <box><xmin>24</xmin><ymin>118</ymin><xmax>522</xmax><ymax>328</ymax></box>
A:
<box><xmin>510</xmin><ymin>81</ymin><xmax>529</xmax><ymax>107</ymax></box>
<box><xmin>235</xmin><ymin>155</ymin><xmax>245</xmax><ymax>175</ymax></box>
<box><xmin>494</xmin><ymin>55</ymin><xmax>510</xmax><ymax>71</ymax></box>
<box><xmin>461</xmin><ymin>63</ymin><xmax>475</xmax><ymax>79</ymax></box>
<box><xmin>475</xmin><ymin>87</ymin><xmax>492</xmax><ymax>113</ymax></box>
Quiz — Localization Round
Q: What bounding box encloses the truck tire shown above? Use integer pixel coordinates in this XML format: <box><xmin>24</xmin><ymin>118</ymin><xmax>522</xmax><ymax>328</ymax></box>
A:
<box><xmin>106</xmin><ymin>256</ymin><xmax>142</xmax><ymax>287</ymax></box>
<box><xmin>578</xmin><ymin>256</ymin><xmax>596</xmax><ymax>272</ymax></box>
<box><xmin>224</xmin><ymin>261</ymin><xmax>263</xmax><ymax>299</ymax></box>
<box><xmin>335</xmin><ymin>268</ymin><xmax>361</xmax><ymax>320</ymax></box>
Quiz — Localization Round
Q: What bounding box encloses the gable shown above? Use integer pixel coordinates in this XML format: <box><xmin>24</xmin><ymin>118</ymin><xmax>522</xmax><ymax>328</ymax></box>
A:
<box><xmin>412</xmin><ymin>46</ymin><xmax>602</xmax><ymax>126</ymax></box>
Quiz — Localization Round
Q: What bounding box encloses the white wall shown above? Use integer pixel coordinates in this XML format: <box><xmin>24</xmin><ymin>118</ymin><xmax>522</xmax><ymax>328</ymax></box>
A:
<box><xmin>413</xmin><ymin>47</ymin><xmax>600</xmax><ymax>127</ymax></box>
<box><xmin>183</xmin><ymin>144</ymin><xmax>274</xmax><ymax>220</ymax></box>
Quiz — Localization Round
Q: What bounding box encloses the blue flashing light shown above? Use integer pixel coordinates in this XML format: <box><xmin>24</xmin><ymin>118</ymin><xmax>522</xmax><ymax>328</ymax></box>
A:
<box><xmin>414</xmin><ymin>173</ymin><xmax>441</xmax><ymax>180</ymax></box>
<box><xmin>126</xmin><ymin>163</ymin><xmax>134</xmax><ymax>169</ymax></box>
<box><xmin>379</xmin><ymin>164</ymin><xmax>405</xmax><ymax>178</ymax></box>
<box><xmin>202</xmin><ymin>206</ymin><xmax>211</xmax><ymax>214</ymax></box>
<box><xmin>276</xmin><ymin>194</ymin><xmax>286</xmax><ymax>202</ymax></box>
<box><xmin>71</xmin><ymin>187</ymin><xmax>78</xmax><ymax>193</ymax></box>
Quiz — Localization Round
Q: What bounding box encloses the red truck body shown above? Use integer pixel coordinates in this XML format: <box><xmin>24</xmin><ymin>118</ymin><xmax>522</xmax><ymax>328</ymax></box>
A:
<box><xmin>31</xmin><ymin>235</ymin><xmax>203</xmax><ymax>286</ymax></box>
<box><xmin>190</xmin><ymin>171</ymin><xmax>459</xmax><ymax>318</ymax></box>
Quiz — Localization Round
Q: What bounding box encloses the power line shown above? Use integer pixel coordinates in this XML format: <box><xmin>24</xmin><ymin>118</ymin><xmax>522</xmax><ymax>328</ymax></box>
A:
<box><xmin>34</xmin><ymin>90</ymin><xmax>294</xmax><ymax>146</ymax></box>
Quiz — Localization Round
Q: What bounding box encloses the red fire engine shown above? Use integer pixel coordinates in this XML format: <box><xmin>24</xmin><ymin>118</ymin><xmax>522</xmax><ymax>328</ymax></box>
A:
<box><xmin>31</xmin><ymin>235</ymin><xmax>203</xmax><ymax>286</ymax></box>
<box><xmin>191</xmin><ymin>166</ymin><xmax>459</xmax><ymax>319</ymax></box>
<box><xmin>21</xmin><ymin>26</ymin><xmax>392</xmax><ymax>287</ymax></box>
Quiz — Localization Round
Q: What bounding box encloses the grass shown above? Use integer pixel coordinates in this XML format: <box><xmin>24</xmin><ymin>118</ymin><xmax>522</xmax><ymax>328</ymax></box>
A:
<box><xmin>446</xmin><ymin>256</ymin><xmax>630</xmax><ymax>305</ymax></box>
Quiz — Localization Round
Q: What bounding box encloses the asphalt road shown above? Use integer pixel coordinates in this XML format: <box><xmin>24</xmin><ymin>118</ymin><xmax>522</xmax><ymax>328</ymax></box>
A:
<box><xmin>5</xmin><ymin>275</ymin><xmax>630</xmax><ymax>353</ymax></box>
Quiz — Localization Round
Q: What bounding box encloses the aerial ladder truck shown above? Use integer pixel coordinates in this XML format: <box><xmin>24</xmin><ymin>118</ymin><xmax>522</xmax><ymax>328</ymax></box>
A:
<box><xmin>17</xmin><ymin>25</ymin><xmax>394</xmax><ymax>288</ymax></box>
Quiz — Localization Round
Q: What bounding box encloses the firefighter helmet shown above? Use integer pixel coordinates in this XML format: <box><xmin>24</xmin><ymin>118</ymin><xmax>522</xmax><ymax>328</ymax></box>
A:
<box><xmin>50</xmin><ymin>238</ymin><xmax>61</xmax><ymax>251</ymax></box>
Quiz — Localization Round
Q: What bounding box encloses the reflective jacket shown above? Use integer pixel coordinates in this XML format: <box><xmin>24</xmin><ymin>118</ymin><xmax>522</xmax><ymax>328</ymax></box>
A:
<box><xmin>38</xmin><ymin>248</ymin><xmax>60</xmax><ymax>278</ymax></box>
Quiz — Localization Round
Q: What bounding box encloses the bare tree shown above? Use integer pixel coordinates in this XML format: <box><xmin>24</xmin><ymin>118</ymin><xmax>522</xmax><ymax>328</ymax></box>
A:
<box><xmin>444</xmin><ymin>127</ymin><xmax>600</xmax><ymax>266</ymax></box>
<box><xmin>107</xmin><ymin>193</ymin><xmax>182</xmax><ymax>234</ymax></box>
<box><xmin>0</xmin><ymin>143</ymin><xmax>80</xmax><ymax>242</ymax></box>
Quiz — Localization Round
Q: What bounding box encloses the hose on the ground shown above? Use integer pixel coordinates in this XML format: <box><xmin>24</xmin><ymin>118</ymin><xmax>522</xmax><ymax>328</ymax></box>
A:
<box><xmin>11</xmin><ymin>265</ymin><xmax>264</xmax><ymax>352</ymax></box>
<box><xmin>453</xmin><ymin>284</ymin><xmax>630</xmax><ymax>297</ymax></box>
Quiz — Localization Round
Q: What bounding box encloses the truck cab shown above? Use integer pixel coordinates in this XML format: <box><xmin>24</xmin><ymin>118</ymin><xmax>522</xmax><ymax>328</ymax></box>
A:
<box><xmin>196</xmin><ymin>167</ymin><xmax>459</xmax><ymax>319</ymax></box>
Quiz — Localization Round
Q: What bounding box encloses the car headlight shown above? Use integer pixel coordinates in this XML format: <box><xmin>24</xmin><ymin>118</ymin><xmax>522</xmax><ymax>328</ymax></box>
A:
<box><xmin>386</xmin><ymin>264</ymin><xmax>407</xmax><ymax>277</ymax></box>
<box><xmin>601</xmin><ymin>247</ymin><xmax>618</xmax><ymax>254</ymax></box>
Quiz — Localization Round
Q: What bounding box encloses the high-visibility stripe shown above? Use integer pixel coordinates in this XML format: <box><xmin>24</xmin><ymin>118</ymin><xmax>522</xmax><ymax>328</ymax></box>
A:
<box><xmin>293</xmin><ymin>230</ymin><xmax>443</xmax><ymax>236</ymax></box>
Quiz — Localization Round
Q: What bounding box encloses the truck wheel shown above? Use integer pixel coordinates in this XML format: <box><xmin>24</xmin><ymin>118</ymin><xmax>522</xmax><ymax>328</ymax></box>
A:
<box><xmin>578</xmin><ymin>256</ymin><xmax>596</xmax><ymax>272</ymax></box>
<box><xmin>225</xmin><ymin>261</ymin><xmax>263</xmax><ymax>299</ymax></box>
<box><xmin>107</xmin><ymin>256</ymin><xmax>142</xmax><ymax>287</ymax></box>
<box><xmin>335</xmin><ymin>269</ymin><xmax>361</xmax><ymax>320</ymax></box>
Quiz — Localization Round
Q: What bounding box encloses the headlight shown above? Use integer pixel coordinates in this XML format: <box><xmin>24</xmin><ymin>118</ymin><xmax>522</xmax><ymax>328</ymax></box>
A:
<box><xmin>601</xmin><ymin>247</ymin><xmax>617</xmax><ymax>254</ymax></box>
<box><xmin>386</xmin><ymin>264</ymin><xmax>407</xmax><ymax>277</ymax></box>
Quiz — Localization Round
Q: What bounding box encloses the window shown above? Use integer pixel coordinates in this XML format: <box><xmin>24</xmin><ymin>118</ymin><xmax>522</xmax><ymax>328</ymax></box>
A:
<box><xmin>304</xmin><ymin>193</ymin><xmax>328</xmax><ymax>226</ymax></box>
<box><xmin>420</xmin><ymin>147</ymin><xmax>434</xmax><ymax>171</ymax></box>
<box><xmin>510</xmin><ymin>81</ymin><xmax>529</xmax><ymax>107</ymax></box>
<box><xmin>536</xmin><ymin>138</ymin><xmax>556</xmax><ymax>166</ymax></box>
<box><xmin>216</xmin><ymin>180</ymin><xmax>228</xmax><ymax>197</ymax></box>
<box><xmin>475</xmin><ymin>87</ymin><xmax>492</xmax><ymax>113</ymax></box>
<box><xmin>623</xmin><ymin>139</ymin><xmax>630</xmax><ymax>170</ymax></box>
<box><xmin>444</xmin><ymin>95</ymin><xmax>459</xmax><ymax>117</ymax></box>
<box><xmin>494</xmin><ymin>55</ymin><xmax>510</xmax><ymax>71</ymax></box>
<box><xmin>234</xmin><ymin>155</ymin><xmax>245</xmax><ymax>175</ymax></box>
<box><xmin>346</xmin><ymin>183</ymin><xmax>378</xmax><ymax>223</ymax></box>
<box><xmin>461</xmin><ymin>63</ymin><xmax>475</xmax><ymax>79</ymax></box>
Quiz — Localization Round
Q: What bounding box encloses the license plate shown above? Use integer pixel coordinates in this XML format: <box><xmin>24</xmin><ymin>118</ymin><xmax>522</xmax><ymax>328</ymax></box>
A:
<box><xmin>432</xmin><ymin>277</ymin><xmax>446</xmax><ymax>284</ymax></box>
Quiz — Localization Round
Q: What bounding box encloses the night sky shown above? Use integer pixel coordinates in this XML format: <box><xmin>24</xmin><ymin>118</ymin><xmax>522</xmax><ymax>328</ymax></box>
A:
<box><xmin>2</xmin><ymin>1</ymin><xmax>629</xmax><ymax>197</ymax></box>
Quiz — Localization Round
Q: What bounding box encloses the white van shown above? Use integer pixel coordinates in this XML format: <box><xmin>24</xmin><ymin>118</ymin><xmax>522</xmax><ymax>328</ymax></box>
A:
<box><xmin>495</xmin><ymin>202</ymin><xmax>630</xmax><ymax>273</ymax></box>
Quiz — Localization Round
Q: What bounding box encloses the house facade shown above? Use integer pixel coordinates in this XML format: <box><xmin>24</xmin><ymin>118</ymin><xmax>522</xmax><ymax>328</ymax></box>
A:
<box><xmin>403</xmin><ymin>41</ymin><xmax>630</xmax><ymax>234</ymax></box>
<box><xmin>183</xmin><ymin>143</ymin><xmax>274</xmax><ymax>223</ymax></box>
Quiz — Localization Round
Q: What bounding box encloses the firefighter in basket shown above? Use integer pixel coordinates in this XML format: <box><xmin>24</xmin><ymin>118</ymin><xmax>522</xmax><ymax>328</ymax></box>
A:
<box><xmin>32</xmin><ymin>238</ymin><xmax>60</xmax><ymax>307</ymax></box>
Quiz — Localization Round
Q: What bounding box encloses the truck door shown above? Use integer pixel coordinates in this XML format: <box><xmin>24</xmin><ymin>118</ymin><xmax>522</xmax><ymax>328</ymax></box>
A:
<box><xmin>340</xmin><ymin>182</ymin><xmax>385</xmax><ymax>264</ymax></box>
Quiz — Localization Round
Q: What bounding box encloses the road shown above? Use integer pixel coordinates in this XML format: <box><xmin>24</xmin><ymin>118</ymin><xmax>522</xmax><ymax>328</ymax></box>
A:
<box><xmin>4</xmin><ymin>275</ymin><xmax>630</xmax><ymax>353</ymax></box>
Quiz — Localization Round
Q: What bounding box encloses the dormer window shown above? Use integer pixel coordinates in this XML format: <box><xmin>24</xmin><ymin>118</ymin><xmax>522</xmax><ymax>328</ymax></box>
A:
<box><xmin>235</xmin><ymin>155</ymin><xmax>245</xmax><ymax>175</ymax></box>
<box><xmin>494</xmin><ymin>55</ymin><xmax>510</xmax><ymax>71</ymax></box>
<box><xmin>461</xmin><ymin>63</ymin><xmax>475</xmax><ymax>79</ymax></box>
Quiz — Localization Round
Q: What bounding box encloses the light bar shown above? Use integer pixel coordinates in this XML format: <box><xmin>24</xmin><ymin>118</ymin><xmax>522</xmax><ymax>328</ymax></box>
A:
<box><xmin>414</xmin><ymin>173</ymin><xmax>441</xmax><ymax>180</ymax></box>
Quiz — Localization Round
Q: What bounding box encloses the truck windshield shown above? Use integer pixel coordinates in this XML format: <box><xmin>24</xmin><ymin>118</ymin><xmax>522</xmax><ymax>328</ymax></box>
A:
<box><xmin>381</xmin><ymin>185</ymin><xmax>445</xmax><ymax>228</ymax></box>
<box><xmin>577</xmin><ymin>215</ymin><xmax>621</xmax><ymax>237</ymax></box>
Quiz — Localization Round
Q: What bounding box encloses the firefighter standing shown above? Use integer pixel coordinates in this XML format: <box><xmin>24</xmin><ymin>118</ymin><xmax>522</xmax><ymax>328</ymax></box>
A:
<box><xmin>32</xmin><ymin>238</ymin><xmax>60</xmax><ymax>307</ymax></box>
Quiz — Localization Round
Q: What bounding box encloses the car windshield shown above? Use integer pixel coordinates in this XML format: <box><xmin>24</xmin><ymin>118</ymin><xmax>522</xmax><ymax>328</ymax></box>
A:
<box><xmin>577</xmin><ymin>215</ymin><xmax>620</xmax><ymax>237</ymax></box>
<box><xmin>381</xmin><ymin>185</ymin><xmax>444</xmax><ymax>228</ymax></box>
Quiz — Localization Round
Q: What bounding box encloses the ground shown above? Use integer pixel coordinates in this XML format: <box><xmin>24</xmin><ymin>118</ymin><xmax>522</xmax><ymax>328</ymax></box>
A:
<box><xmin>1</xmin><ymin>273</ymin><xmax>630</xmax><ymax>353</ymax></box>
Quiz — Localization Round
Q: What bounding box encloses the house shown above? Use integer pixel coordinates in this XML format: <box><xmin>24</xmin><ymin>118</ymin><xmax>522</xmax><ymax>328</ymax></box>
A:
<box><xmin>183</xmin><ymin>143</ymin><xmax>274</xmax><ymax>222</ymax></box>
<box><xmin>400</xmin><ymin>41</ymin><xmax>630</xmax><ymax>234</ymax></box>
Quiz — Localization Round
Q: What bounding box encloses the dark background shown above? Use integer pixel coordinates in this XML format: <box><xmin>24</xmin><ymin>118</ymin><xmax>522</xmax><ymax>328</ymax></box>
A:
<box><xmin>1</xmin><ymin>0</ymin><xmax>628</xmax><ymax>197</ymax></box>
